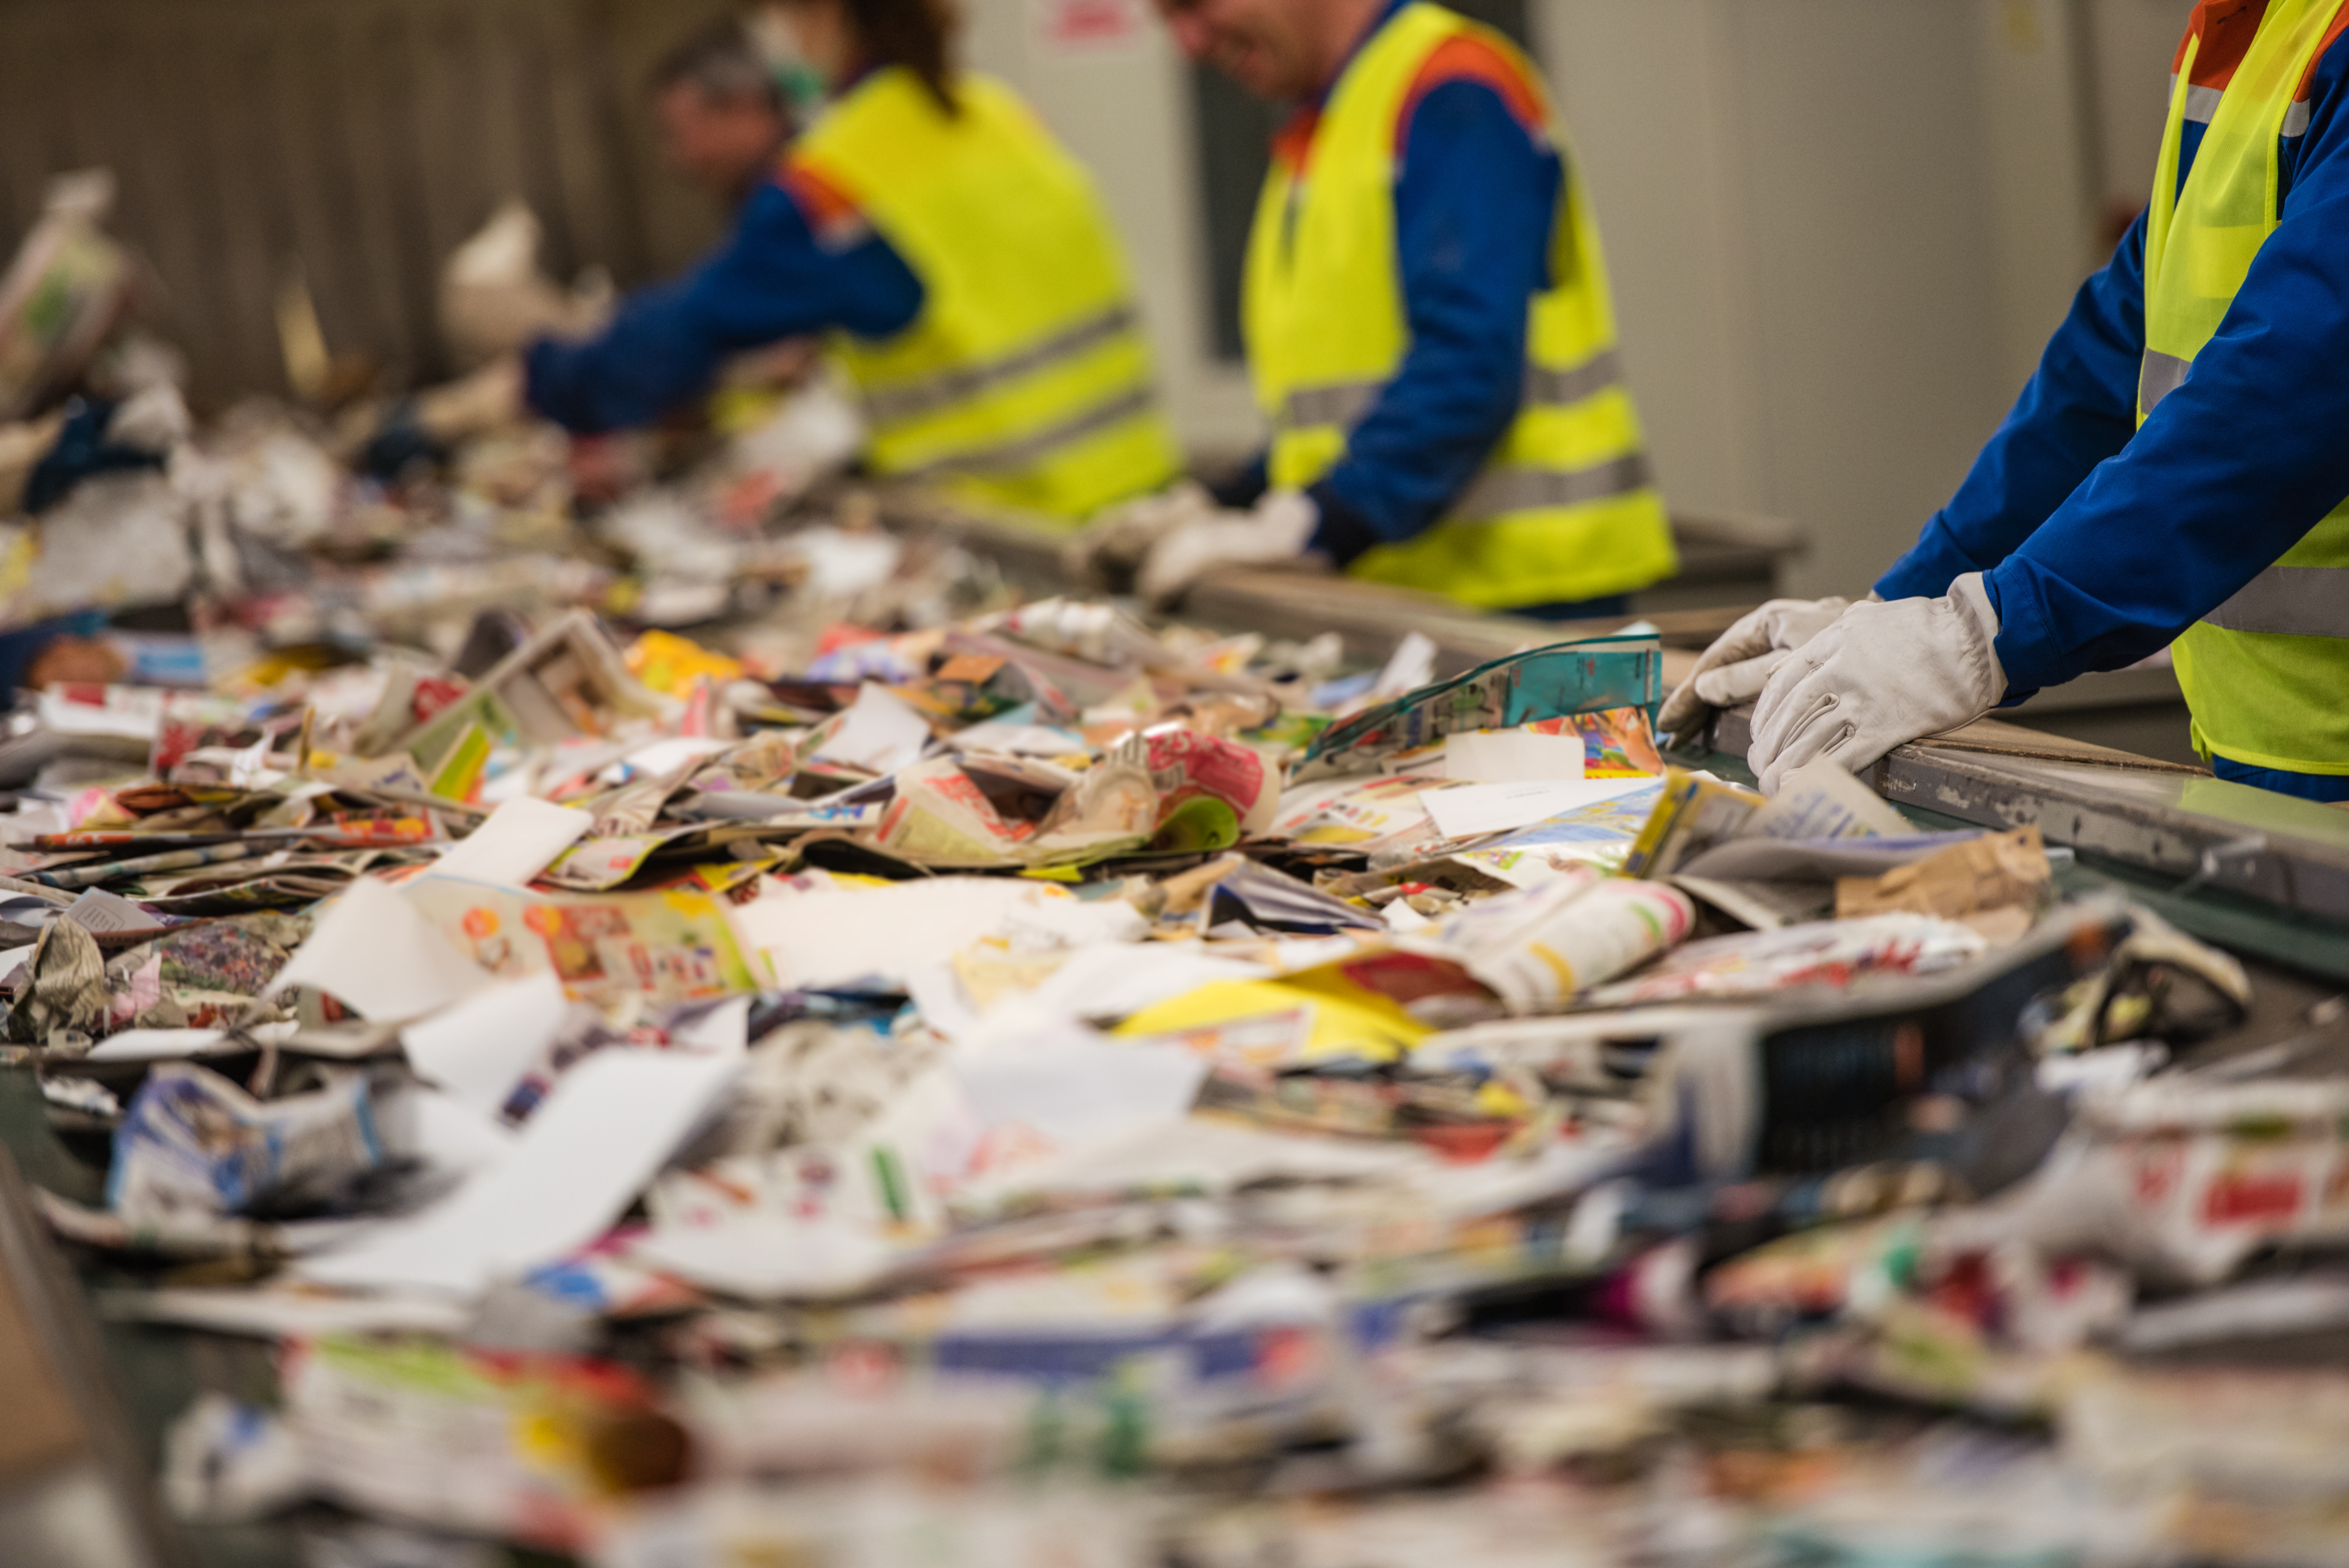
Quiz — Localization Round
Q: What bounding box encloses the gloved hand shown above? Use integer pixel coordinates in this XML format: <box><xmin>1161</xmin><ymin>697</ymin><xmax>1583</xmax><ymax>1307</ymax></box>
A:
<box><xmin>357</xmin><ymin>358</ymin><xmax>528</xmax><ymax>481</ymax></box>
<box><xmin>18</xmin><ymin>384</ymin><xmax>190</xmax><ymax>515</ymax></box>
<box><xmin>1063</xmin><ymin>480</ymin><xmax>1216</xmax><ymax>591</ymax></box>
<box><xmin>1136</xmin><ymin>488</ymin><xmax>1327</xmax><ymax>609</ymax></box>
<box><xmin>1747</xmin><ymin>573</ymin><xmax>2005</xmax><ymax>794</ymax></box>
<box><xmin>1657</xmin><ymin>596</ymin><xmax>1850</xmax><ymax>742</ymax></box>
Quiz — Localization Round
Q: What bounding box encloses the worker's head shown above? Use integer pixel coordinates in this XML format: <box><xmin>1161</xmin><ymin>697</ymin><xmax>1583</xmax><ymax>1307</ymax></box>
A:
<box><xmin>651</xmin><ymin>22</ymin><xmax>790</xmax><ymax>203</ymax></box>
<box><xmin>1154</xmin><ymin>0</ymin><xmax>1382</xmax><ymax>101</ymax></box>
<box><xmin>772</xmin><ymin>0</ymin><xmax>960</xmax><ymax>112</ymax></box>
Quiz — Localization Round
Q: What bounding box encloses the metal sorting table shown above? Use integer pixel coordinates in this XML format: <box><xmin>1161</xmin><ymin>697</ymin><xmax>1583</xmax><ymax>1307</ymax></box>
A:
<box><xmin>0</xmin><ymin>487</ymin><xmax>2342</xmax><ymax>1567</ymax></box>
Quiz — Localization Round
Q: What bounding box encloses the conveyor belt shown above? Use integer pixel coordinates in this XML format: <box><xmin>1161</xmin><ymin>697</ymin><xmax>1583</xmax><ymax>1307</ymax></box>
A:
<box><xmin>889</xmin><ymin>485</ymin><xmax>2349</xmax><ymax>945</ymax></box>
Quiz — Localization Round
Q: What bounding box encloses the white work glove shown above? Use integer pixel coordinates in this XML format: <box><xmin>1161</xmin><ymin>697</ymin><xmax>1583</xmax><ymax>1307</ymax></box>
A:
<box><xmin>1658</xmin><ymin>596</ymin><xmax>1850</xmax><ymax>742</ymax></box>
<box><xmin>1063</xmin><ymin>479</ymin><xmax>1217</xmax><ymax>588</ymax></box>
<box><xmin>1747</xmin><ymin>573</ymin><xmax>2005</xmax><ymax>795</ymax></box>
<box><xmin>1136</xmin><ymin>488</ymin><xmax>1327</xmax><ymax>609</ymax></box>
<box><xmin>414</xmin><ymin>356</ymin><xmax>526</xmax><ymax>442</ymax></box>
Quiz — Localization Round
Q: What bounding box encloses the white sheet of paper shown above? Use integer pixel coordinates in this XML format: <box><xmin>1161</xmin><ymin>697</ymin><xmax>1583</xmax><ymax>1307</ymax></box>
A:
<box><xmin>612</xmin><ymin>735</ymin><xmax>732</xmax><ymax>782</ymax></box>
<box><xmin>1441</xmin><ymin>730</ymin><xmax>1586</xmax><ymax>784</ymax></box>
<box><xmin>954</xmin><ymin>1032</ymin><xmax>1208</xmax><ymax>1150</ymax></box>
<box><xmin>737</xmin><ymin>876</ymin><xmax>1059</xmax><ymax>992</ymax></box>
<box><xmin>64</xmin><ymin>888</ymin><xmax>165</xmax><ymax>933</ymax></box>
<box><xmin>1748</xmin><ymin>759</ymin><xmax>1911</xmax><ymax>841</ymax></box>
<box><xmin>404</xmin><ymin>1085</ymin><xmax>518</xmax><ymax>1176</ymax></box>
<box><xmin>1370</xmin><ymin>631</ymin><xmax>1439</xmax><ymax>700</ymax></box>
<box><xmin>100</xmin><ymin>1286</ymin><xmax>473</xmax><ymax>1341</ymax></box>
<box><xmin>811</xmin><ymin>682</ymin><xmax>931</xmax><ymax>775</ymax></box>
<box><xmin>629</xmin><ymin>1217</ymin><xmax>900</xmax><ymax>1302</ymax></box>
<box><xmin>667</xmin><ymin>993</ymin><xmax>752</xmax><ymax>1056</ymax></box>
<box><xmin>399</xmin><ymin>970</ymin><xmax>569</xmax><ymax>1117</ymax></box>
<box><xmin>954</xmin><ymin>943</ymin><xmax>1271</xmax><ymax>1049</ymax></box>
<box><xmin>299</xmin><ymin>1048</ymin><xmax>738</xmax><ymax>1297</ymax></box>
<box><xmin>86</xmin><ymin>1022</ymin><xmax>302</xmax><ymax>1064</ymax></box>
<box><xmin>88</xmin><ymin>1028</ymin><xmax>226</xmax><ymax>1062</ymax></box>
<box><xmin>266</xmin><ymin>877</ymin><xmax>494</xmax><ymax>1023</ymax></box>
<box><xmin>1420</xmin><ymin>776</ymin><xmax>1657</xmax><ymax>841</ymax></box>
<box><xmin>431</xmin><ymin>796</ymin><xmax>594</xmax><ymax>888</ymax></box>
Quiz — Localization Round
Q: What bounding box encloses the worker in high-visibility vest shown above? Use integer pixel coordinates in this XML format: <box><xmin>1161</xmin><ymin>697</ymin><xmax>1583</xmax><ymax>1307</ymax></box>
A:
<box><xmin>516</xmin><ymin>0</ymin><xmax>1182</xmax><ymax>522</ymax></box>
<box><xmin>1667</xmin><ymin>0</ymin><xmax>2349</xmax><ymax>803</ymax></box>
<box><xmin>1105</xmin><ymin>0</ymin><xmax>1677</xmax><ymax>618</ymax></box>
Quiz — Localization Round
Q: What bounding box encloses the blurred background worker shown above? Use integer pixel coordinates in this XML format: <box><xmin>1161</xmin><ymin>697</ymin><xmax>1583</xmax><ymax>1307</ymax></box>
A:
<box><xmin>650</xmin><ymin>20</ymin><xmax>797</xmax><ymax>212</ymax></box>
<box><xmin>1105</xmin><ymin>0</ymin><xmax>1677</xmax><ymax>619</ymax></box>
<box><xmin>1664</xmin><ymin>0</ymin><xmax>2349</xmax><ymax>803</ymax></box>
<box><xmin>515</xmin><ymin>0</ymin><xmax>1183</xmax><ymax>522</ymax></box>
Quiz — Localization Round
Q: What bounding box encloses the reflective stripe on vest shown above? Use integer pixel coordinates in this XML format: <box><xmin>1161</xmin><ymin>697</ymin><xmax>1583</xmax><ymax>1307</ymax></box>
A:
<box><xmin>2138</xmin><ymin>349</ymin><xmax>2191</xmax><ymax>415</ymax></box>
<box><xmin>1241</xmin><ymin>3</ymin><xmax>1677</xmax><ymax>610</ymax></box>
<box><xmin>2205</xmin><ymin>565</ymin><xmax>2349</xmax><ymax>638</ymax></box>
<box><xmin>2142</xmin><ymin>0</ymin><xmax>2349</xmax><ymax>774</ymax></box>
<box><xmin>2171</xmin><ymin>81</ymin><xmax>2312</xmax><ymax>132</ymax></box>
<box><xmin>894</xmin><ymin>385</ymin><xmax>1159</xmax><ymax>481</ymax></box>
<box><xmin>1454</xmin><ymin>453</ymin><xmax>1652</xmax><ymax>523</ymax></box>
<box><xmin>1276</xmin><ymin>347</ymin><xmax>1629</xmax><ymax>437</ymax></box>
<box><xmin>860</xmin><ymin>304</ymin><xmax>1142</xmax><ymax>427</ymax></box>
<box><xmin>793</xmin><ymin>70</ymin><xmax>1181</xmax><ymax>522</ymax></box>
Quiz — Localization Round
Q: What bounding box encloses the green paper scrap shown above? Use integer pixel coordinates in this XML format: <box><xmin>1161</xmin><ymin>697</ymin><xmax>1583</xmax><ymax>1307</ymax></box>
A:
<box><xmin>1295</xmin><ymin>634</ymin><xmax>1664</xmax><ymax>784</ymax></box>
<box><xmin>426</xmin><ymin>722</ymin><xmax>491</xmax><ymax>803</ymax></box>
<box><xmin>1150</xmin><ymin>795</ymin><xmax>1240</xmax><ymax>855</ymax></box>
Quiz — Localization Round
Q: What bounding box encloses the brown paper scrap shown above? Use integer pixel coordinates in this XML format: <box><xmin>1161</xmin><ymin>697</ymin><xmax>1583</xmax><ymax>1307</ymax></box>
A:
<box><xmin>1834</xmin><ymin>825</ymin><xmax>2050</xmax><ymax>943</ymax></box>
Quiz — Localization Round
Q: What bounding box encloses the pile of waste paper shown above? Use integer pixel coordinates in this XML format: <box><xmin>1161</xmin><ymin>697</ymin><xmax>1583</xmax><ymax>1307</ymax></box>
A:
<box><xmin>4</xmin><ymin>188</ymin><xmax>2347</xmax><ymax>1568</ymax></box>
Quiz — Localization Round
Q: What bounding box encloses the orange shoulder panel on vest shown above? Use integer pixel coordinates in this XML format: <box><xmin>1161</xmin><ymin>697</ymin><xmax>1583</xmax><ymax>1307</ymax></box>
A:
<box><xmin>774</xmin><ymin>156</ymin><xmax>870</xmax><ymax>248</ymax></box>
<box><xmin>1394</xmin><ymin>32</ymin><xmax>1551</xmax><ymax>157</ymax></box>
<box><xmin>1270</xmin><ymin>104</ymin><xmax>1322</xmax><ymax>177</ymax></box>
<box><xmin>2175</xmin><ymin>0</ymin><xmax>2269</xmax><ymax>92</ymax></box>
<box><xmin>2298</xmin><ymin>2</ymin><xmax>2349</xmax><ymax>99</ymax></box>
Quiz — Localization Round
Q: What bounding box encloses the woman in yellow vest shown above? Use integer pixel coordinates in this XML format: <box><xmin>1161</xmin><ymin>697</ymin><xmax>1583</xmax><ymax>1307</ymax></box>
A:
<box><xmin>520</xmin><ymin>0</ymin><xmax>1182</xmax><ymax>522</ymax></box>
<box><xmin>1111</xmin><ymin>0</ymin><xmax>1677</xmax><ymax>618</ymax></box>
<box><xmin>1666</xmin><ymin>0</ymin><xmax>2349</xmax><ymax>801</ymax></box>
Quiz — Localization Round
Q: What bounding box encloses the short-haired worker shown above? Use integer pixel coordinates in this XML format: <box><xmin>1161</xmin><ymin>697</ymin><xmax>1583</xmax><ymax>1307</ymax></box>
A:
<box><xmin>1666</xmin><ymin>0</ymin><xmax>2349</xmax><ymax>802</ymax></box>
<box><xmin>649</xmin><ymin>21</ymin><xmax>796</xmax><ymax>209</ymax></box>
<box><xmin>522</xmin><ymin>0</ymin><xmax>1182</xmax><ymax>520</ymax></box>
<box><xmin>1115</xmin><ymin>0</ymin><xmax>1678</xmax><ymax>618</ymax></box>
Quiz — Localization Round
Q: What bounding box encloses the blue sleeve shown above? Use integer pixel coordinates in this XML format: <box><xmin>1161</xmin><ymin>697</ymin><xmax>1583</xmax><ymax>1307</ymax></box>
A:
<box><xmin>1978</xmin><ymin>55</ymin><xmax>2349</xmax><ymax>696</ymax></box>
<box><xmin>1872</xmin><ymin>218</ymin><xmax>2147</xmax><ymax>608</ymax></box>
<box><xmin>524</xmin><ymin>181</ymin><xmax>923</xmax><ymax>435</ymax></box>
<box><xmin>1306</xmin><ymin>79</ymin><xmax>1558</xmax><ymax>564</ymax></box>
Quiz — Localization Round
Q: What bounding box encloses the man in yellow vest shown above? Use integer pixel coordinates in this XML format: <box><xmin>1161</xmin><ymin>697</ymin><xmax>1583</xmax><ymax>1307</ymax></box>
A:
<box><xmin>1666</xmin><ymin>0</ymin><xmax>2349</xmax><ymax>802</ymax></box>
<box><xmin>1123</xmin><ymin>0</ymin><xmax>1677</xmax><ymax>618</ymax></box>
<box><xmin>515</xmin><ymin>0</ymin><xmax>1182</xmax><ymax>522</ymax></box>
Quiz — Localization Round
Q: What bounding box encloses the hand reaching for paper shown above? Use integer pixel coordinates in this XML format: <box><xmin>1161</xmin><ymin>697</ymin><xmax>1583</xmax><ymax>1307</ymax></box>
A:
<box><xmin>1746</xmin><ymin>574</ymin><xmax>2006</xmax><ymax>795</ymax></box>
<box><xmin>1657</xmin><ymin>595</ymin><xmax>1852</xmax><ymax>743</ymax></box>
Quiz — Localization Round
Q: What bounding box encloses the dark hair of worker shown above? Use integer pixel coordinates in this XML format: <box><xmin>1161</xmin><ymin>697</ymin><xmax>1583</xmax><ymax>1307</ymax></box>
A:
<box><xmin>651</xmin><ymin>19</ymin><xmax>786</xmax><ymax>112</ymax></box>
<box><xmin>786</xmin><ymin>0</ymin><xmax>962</xmax><ymax>116</ymax></box>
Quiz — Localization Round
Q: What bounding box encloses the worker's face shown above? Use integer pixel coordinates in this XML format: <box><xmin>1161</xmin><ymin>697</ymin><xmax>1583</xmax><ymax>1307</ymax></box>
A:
<box><xmin>775</xmin><ymin>0</ymin><xmax>855</xmax><ymax>89</ymax></box>
<box><xmin>654</xmin><ymin>82</ymin><xmax>787</xmax><ymax>200</ymax></box>
<box><xmin>1156</xmin><ymin>0</ymin><xmax>1321</xmax><ymax>100</ymax></box>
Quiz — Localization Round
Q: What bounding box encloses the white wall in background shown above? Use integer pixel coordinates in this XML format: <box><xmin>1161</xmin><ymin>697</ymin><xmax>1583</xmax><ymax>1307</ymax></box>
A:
<box><xmin>1533</xmin><ymin>0</ymin><xmax>2118</xmax><ymax>597</ymax></box>
<box><xmin>2091</xmin><ymin>0</ymin><xmax>2192</xmax><ymax>215</ymax></box>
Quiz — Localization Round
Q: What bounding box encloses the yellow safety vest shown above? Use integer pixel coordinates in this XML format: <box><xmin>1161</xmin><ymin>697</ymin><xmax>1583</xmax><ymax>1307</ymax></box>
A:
<box><xmin>793</xmin><ymin>69</ymin><xmax>1182</xmax><ymax>522</ymax></box>
<box><xmin>2147</xmin><ymin>0</ymin><xmax>2349</xmax><ymax>774</ymax></box>
<box><xmin>1244</xmin><ymin>3</ymin><xmax>1677</xmax><ymax>610</ymax></box>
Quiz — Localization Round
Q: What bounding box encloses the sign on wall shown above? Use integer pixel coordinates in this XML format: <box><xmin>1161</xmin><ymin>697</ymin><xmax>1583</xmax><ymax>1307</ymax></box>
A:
<box><xmin>1030</xmin><ymin>0</ymin><xmax>1150</xmax><ymax>56</ymax></box>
